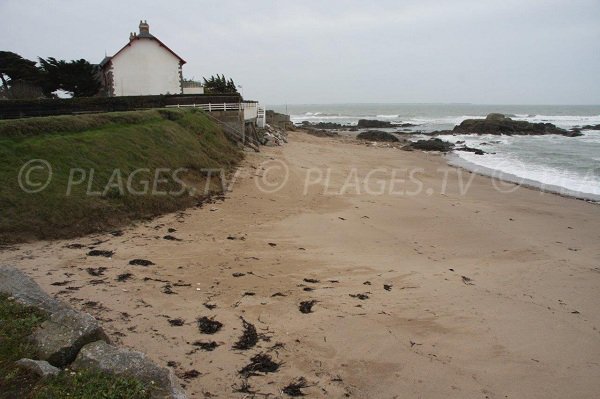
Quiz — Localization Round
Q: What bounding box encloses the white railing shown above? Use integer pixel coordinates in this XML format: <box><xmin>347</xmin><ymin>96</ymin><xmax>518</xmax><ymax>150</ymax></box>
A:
<box><xmin>166</xmin><ymin>102</ymin><xmax>261</xmax><ymax>122</ymax></box>
<box><xmin>166</xmin><ymin>102</ymin><xmax>243</xmax><ymax>112</ymax></box>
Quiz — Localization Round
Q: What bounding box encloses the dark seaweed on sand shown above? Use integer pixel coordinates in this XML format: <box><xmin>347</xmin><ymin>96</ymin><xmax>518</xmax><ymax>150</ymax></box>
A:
<box><xmin>299</xmin><ymin>300</ymin><xmax>317</xmax><ymax>314</ymax></box>
<box><xmin>129</xmin><ymin>259</ymin><xmax>155</xmax><ymax>266</ymax></box>
<box><xmin>192</xmin><ymin>341</ymin><xmax>220</xmax><ymax>351</ymax></box>
<box><xmin>197</xmin><ymin>316</ymin><xmax>223</xmax><ymax>334</ymax></box>
<box><xmin>86</xmin><ymin>267</ymin><xmax>107</xmax><ymax>276</ymax></box>
<box><xmin>239</xmin><ymin>353</ymin><xmax>280</xmax><ymax>377</ymax></box>
<box><xmin>87</xmin><ymin>250</ymin><xmax>113</xmax><ymax>257</ymax></box>
<box><xmin>116</xmin><ymin>273</ymin><xmax>133</xmax><ymax>282</ymax></box>
<box><xmin>282</xmin><ymin>377</ymin><xmax>310</xmax><ymax>397</ymax></box>
<box><xmin>232</xmin><ymin>317</ymin><xmax>258</xmax><ymax>350</ymax></box>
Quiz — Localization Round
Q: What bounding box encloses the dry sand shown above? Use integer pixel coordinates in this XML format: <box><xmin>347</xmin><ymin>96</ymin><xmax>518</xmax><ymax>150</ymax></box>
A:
<box><xmin>1</xmin><ymin>131</ymin><xmax>599</xmax><ymax>398</ymax></box>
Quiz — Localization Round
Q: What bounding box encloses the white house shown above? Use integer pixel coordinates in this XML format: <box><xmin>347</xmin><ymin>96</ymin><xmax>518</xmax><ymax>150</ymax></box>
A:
<box><xmin>100</xmin><ymin>21</ymin><xmax>198</xmax><ymax>96</ymax></box>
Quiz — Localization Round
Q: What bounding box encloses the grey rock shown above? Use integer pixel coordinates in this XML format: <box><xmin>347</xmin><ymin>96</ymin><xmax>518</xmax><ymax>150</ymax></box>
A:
<box><xmin>357</xmin><ymin>119</ymin><xmax>394</xmax><ymax>128</ymax></box>
<box><xmin>29</xmin><ymin>308</ymin><xmax>109</xmax><ymax>367</ymax></box>
<box><xmin>72</xmin><ymin>341</ymin><xmax>186</xmax><ymax>399</ymax></box>
<box><xmin>453</xmin><ymin>113</ymin><xmax>575</xmax><ymax>136</ymax></box>
<box><xmin>406</xmin><ymin>138</ymin><xmax>455</xmax><ymax>152</ymax></box>
<box><xmin>0</xmin><ymin>265</ymin><xmax>65</xmax><ymax>314</ymax></box>
<box><xmin>15</xmin><ymin>358</ymin><xmax>60</xmax><ymax>377</ymax></box>
<box><xmin>356</xmin><ymin>130</ymin><xmax>400</xmax><ymax>142</ymax></box>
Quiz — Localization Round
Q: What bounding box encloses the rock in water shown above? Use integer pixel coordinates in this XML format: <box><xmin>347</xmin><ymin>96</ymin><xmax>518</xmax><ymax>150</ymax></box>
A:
<box><xmin>356</xmin><ymin>130</ymin><xmax>400</xmax><ymax>142</ymax></box>
<box><xmin>357</xmin><ymin>119</ymin><xmax>394</xmax><ymax>128</ymax></box>
<box><xmin>72</xmin><ymin>341</ymin><xmax>187</xmax><ymax>399</ymax></box>
<box><xmin>406</xmin><ymin>138</ymin><xmax>455</xmax><ymax>152</ymax></box>
<box><xmin>453</xmin><ymin>113</ymin><xmax>577</xmax><ymax>136</ymax></box>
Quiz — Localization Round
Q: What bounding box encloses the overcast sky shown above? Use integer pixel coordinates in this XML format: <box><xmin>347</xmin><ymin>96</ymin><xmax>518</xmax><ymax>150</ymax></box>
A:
<box><xmin>1</xmin><ymin>0</ymin><xmax>599</xmax><ymax>105</ymax></box>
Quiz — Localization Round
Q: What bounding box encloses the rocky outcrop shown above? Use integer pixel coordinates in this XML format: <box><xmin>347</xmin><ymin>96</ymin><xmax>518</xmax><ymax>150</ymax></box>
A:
<box><xmin>356</xmin><ymin>130</ymin><xmax>400</xmax><ymax>142</ymax></box>
<box><xmin>0</xmin><ymin>265</ymin><xmax>187</xmax><ymax>398</ymax></box>
<box><xmin>300</xmin><ymin>121</ymin><xmax>346</xmax><ymax>129</ymax></box>
<box><xmin>15</xmin><ymin>358</ymin><xmax>60</xmax><ymax>378</ymax></box>
<box><xmin>453</xmin><ymin>113</ymin><xmax>580</xmax><ymax>136</ymax></box>
<box><xmin>404</xmin><ymin>138</ymin><xmax>454</xmax><ymax>152</ymax></box>
<box><xmin>581</xmin><ymin>124</ymin><xmax>600</xmax><ymax>130</ymax></box>
<box><xmin>73</xmin><ymin>341</ymin><xmax>186</xmax><ymax>399</ymax></box>
<box><xmin>357</xmin><ymin>119</ymin><xmax>394</xmax><ymax>128</ymax></box>
<box><xmin>403</xmin><ymin>139</ymin><xmax>486</xmax><ymax>154</ymax></box>
<box><xmin>455</xmin><ymin>146</ymin><xmax>486</xmax><ymax>155</ymax></box>
<box><xmin>29</xmin><ymin>308</ymin><xmax>109</xmax><ymax>367</ymax></box>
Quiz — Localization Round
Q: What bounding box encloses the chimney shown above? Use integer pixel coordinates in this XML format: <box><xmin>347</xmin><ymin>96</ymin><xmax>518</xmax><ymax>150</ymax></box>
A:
<box><xmin>139</xmin><ymin>20</ymin><xmax>149</xmax><ymax>35</ymax></box>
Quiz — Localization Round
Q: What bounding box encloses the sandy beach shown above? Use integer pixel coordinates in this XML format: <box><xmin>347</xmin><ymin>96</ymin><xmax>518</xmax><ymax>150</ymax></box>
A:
<box><xmin>1</xmin><ymin>131</ymin><xmax>599</xmax><ymax>398</ymax></box>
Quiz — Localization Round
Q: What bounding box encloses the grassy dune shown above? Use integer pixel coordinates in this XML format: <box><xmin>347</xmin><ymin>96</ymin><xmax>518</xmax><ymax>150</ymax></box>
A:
<box><xmin>0</xmin><ymin>108</ymin><xmax>242</xmax><ymax>244</ymax></box>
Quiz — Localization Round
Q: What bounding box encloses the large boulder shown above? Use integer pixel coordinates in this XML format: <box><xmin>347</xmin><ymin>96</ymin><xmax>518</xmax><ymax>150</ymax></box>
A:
<box><xmin>356</xmin><ymin>130</ymin><xmax>400</xmax><ymax>142</ymax></box>
<box><xmin>406</xmin><ymin>138</ymin><xmax>454</xmax><ymax>152</ymax></box>
<box><xmin>357</xmin><ymin>119</ymin><xmax>394</xmax><ymax>128</ymax></box>
<box><xmin>0</xmin><ymin>266</ymin><xmax>64</xmax><ymax>314</ymax></box>
<box><xmin>29</xmin><ymin>308</ymin><xmax>109</xmax><ymax>367</ymax></box>
<box><xmin>72</xmin><ymin>341</ymin><xmax>186</xmax><ymax>399</ymax></box>
<box><xmin>453</xmin><ymin>113</ymin><xmax>578</xmax><ymax>136</ymax></box>
<box><xmin>15</xmin><ymin>358</ymin><xmax>60</xmax><ymax>378</ymax></box>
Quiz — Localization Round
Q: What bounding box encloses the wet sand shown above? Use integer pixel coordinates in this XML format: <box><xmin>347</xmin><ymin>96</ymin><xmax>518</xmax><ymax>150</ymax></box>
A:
<box><xmin>1</xmin><ymin>131</ymin><xmax>599</xmax><ymax>398</ymax></box>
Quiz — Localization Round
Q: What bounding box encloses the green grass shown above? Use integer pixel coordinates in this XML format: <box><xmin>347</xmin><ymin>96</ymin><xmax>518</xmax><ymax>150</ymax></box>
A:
<box><xmin>0</xmin><ymin>293</ymin><xmax>47</xmax><ymax>397</ymax></box>
<box><xmin>32</xmin><ymin>369</ymin><xmax>151</xmax><ymax>399</ymax></box>
<box><xmin>0</xmin><ymin>108</ymin><xmax>243</xmax><ymax>243</ymax></box>
<box><xmin>0</xmin><ymin>294</ymin><xmax>151</xmax><ymax>398</ymax></box>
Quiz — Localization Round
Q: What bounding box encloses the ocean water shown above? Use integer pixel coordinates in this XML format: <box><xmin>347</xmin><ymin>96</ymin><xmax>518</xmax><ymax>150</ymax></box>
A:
<box><xmin>269</xmin><ymin>104</ymin><xmax>600</xmax><ymax>201</ymax></box>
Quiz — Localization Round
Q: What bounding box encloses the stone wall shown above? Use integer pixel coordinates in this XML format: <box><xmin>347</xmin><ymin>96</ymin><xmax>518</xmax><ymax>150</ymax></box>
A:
<box><xmin>266</xmin><ymin>110</ymin><xmax>293</xmax><ymax>130</ymax></box>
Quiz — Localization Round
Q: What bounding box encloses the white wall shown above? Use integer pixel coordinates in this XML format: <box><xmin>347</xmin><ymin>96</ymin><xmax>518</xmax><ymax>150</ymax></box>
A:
<box><xmin>243</xmin><ymin>102</ymin><xmax>258</xmax><ymax>121</ymax></box>
<box><xmin>111</xmin><ymin>39</ymin><xmax>181</xmax><ymax>96</ymax></box>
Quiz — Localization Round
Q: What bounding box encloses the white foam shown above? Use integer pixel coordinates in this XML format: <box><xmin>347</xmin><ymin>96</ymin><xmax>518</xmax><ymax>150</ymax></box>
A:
<box><xmin>438</xmin><ymin>133</ymin><xmax>600</xmax><ymax>198</ymax></box>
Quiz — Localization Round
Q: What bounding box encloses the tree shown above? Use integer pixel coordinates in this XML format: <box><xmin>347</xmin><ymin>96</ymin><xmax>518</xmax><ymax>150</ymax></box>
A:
<box><xmin>38</xmin><ymin>57</ymin><xmax>101</xmax><ymax>98</ymax></box>
<box><xmin>202</xmin><ymin>74</ymin><xmax>238</xmax><ymax>94</ymax></box>
<box><xmin>0</xmin><ymin>51</ymin><xmax>42</xmax><ymax>98</ymax></box>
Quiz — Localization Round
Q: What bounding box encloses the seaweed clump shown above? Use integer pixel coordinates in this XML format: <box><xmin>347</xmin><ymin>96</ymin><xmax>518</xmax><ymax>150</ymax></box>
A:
<box><xmin>239</xmin><ymin>353</ymin><xmax>280</xmax><ymax>377</ymax></box>
<box><xmin>197</xmin><ymin>316</ymin><xmax>223</xmax><ymax>334</ymax></box>
<box><xmin>232</xmin><ymin>317</ymin><xmax>258</xmax><ymax>350</ymax></box>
